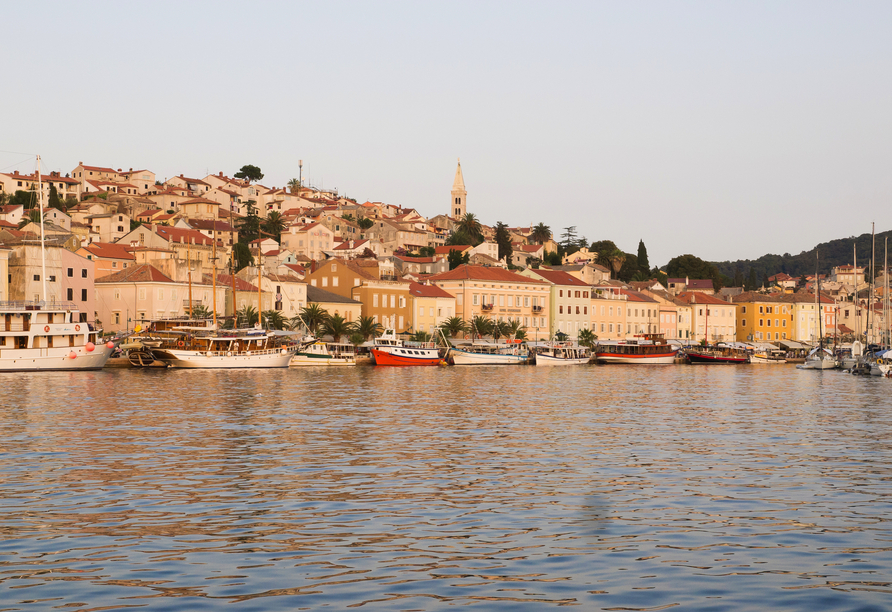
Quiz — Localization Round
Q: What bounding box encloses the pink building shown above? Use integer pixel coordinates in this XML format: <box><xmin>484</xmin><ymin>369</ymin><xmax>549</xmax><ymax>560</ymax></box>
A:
<box><xmin>60</xmin><ymin>248</ymin><xmax>97</xmax><ymax>324</ymax></box>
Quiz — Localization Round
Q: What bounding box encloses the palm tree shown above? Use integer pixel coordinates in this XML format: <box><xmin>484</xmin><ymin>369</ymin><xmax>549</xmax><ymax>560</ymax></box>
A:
<box><xmin>469</xmin><ymin>315</ymin><xmax>493</xmax><ymax>340</ymax></box>
<box><xmin>578</xmin><ymin>328</ymin><xmax>598</xmax><ymax>349</ymax></box>
<box><xmin>236</xmin><ymin>305</ymin><xmax>258</xmax><ymax>327</ymax></box>
<box><xmin>262</xmin><ymin>309</ymin><xmax>287</xmax><ymax>330</ymax></box>
<box><xmin>506</xmin><ymin>318</ymin><xmax>525</xmax><ymax>339</ymax></box>
<box><xmin>321</xmin><ymin>313</ymin><xmax>351</xmax><ymax>342</ymax></box>
<box><xmin>261</xmin><ymin>211</ymin><xmax>286</xmax><ymax>243</ymax></box>
<box><xmin>530</xmin><ymin>223</ymin><xmax>551</xmax><ymax>245</ymax></box>
<box><xmin>410</xmin><ymin>330</ymin><xmax>431</xmax><ymax>342</ymax></box>
<box><xmin>190</xmin><ymin>304</ymin><xmax>212</xmax><ymax>319</ymax></box>
<box><xmin>491</xmin><ymin>319</ymin><xmax>512</xmax><ymax>341</ymax></box>
<box><xmin>439</xmin><ymin>316</ymin><xmax>467</xmax><ymax>339</ymax></box>
<box><xmin>354</xmin><ymin>315</ymin><xmax>384</xmax><ymax>341</ymax></box>
<box><xmin>348</xmin><ymin>331</ymin><xmax>366</xmax><ymax>347</ymax></box>
<box><xmin>456</xmin><ymin>213</ymin><xmax>483</xmax><ymax>244</ymax></box>
<box><xmin>17</xmin><ymin>208</ymin><xmax>42</xmax><ymax>229</ymax></box>
<box><xmin>300</xmin><ymin>304</ymin><xmax>329</xmax><ymax>335</ymax></box>
<box><xmin>607</xmin><ymin>249</ymin><xmax>626</xmax><ymax>279</ymax></box>
<box><xmin>287</xmin><ymin>178</ymin><xmax>301</xmax><ymax>194</ymax></box>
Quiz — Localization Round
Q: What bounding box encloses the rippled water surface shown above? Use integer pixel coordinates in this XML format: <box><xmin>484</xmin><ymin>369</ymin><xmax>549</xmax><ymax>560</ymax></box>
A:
<box><xmin>1</xmin><ymin>365</ymin><xmax>891</xmax><ymax>610</ymax></box>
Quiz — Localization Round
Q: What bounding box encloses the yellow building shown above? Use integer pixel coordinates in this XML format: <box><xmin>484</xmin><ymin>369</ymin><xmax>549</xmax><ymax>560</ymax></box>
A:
<box><xmin>730</xmin><ymin>292</ymin><xmax>794</xmax><ymax>343</ymax></box>
<box><xmin>589</xmin><ymin>286</ymin><xmax>628</xmax><ymax>340</ymax></box>
<box><xmin>351</xmin><ymin>280</ymin><xmax>413</xmax><ymax>332</ymax></box>
<box><xmin>409</xmin><ymin>282</ymin><xmax>456</xmax><ymax>336</ymax></box>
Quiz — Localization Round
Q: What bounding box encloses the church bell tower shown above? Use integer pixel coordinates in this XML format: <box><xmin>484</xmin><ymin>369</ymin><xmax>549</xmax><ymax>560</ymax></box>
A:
<box><xmin>451</xmin><ymin>158</ymin><xmax>466</xmax><ymax>219</ymax></box>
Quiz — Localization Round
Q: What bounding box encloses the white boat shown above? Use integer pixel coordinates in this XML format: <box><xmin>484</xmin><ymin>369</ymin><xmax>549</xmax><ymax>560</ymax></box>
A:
<box><xmin>448</xmin><ymin>340</ymin><xmax>532</xmax><ymax>365</ymax></box>
<box><xmin>291</xmin><ymin>340</ymin><xmax>356</xmax><ymax>366</ymax></box>
<box><xmin>595</xmin><ymin>334</ymin><xmax>678</xmax><ymax>364</ymax></box>
<box><xmin>796</xmin><ymin>346</ymin><xmax>838</xmax><ymax>370</ymax></box>
<box><xmin>150</xmin><ymin>327</ymin><xmax>296</xmax><ymax>368</ymax></box>
<box><xmin>837</xmin><ymin>341</ymin><xmax>863</xmax><ymax>370</ymax></box>
<box><xmin>370</xmin><ymin>329</ymin><xmax>442</xmax><ymax>366</ymax></box>
<box><xmin>0</xmin><ymin>300</ymin><xmax>115</xmax><ymax>371</ymax></box>
<box><xmin>534</xmin><ymin>342</ymin><xmax>591</xmax><ymax>366</ymax></box>
<box><xmin>750</xmin><ymin>348</ymin><xmax>787</xmax><ymax>364</ymax></box>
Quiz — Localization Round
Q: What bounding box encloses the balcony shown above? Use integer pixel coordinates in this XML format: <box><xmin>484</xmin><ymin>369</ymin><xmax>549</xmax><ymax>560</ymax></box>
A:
<box><xmin>532</xmin><ymin>305</ymin><xmax>543</xmax><ymax>312</ymax></box>
<box><xmin>481</xmin><ymin>303</ymin><xmax>494</xmax><ymax>311</ymax></box>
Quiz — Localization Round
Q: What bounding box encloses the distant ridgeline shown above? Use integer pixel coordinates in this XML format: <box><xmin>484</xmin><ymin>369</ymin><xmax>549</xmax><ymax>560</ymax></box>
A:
<box><xmin>711</xmin><ymin>229</ymin><xmax>892</xmax><ymax>282</ymax></box>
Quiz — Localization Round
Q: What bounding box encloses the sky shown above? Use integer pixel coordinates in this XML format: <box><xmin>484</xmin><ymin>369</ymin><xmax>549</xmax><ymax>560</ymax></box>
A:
<box><xmin>3</xmin><ymin>0</ymin><xmax>891</xmax><ymax>266</ymax></box>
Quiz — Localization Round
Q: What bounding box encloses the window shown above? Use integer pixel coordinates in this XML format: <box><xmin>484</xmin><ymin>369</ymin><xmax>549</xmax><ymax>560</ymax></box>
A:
<box><xmin>139</xmin><ymin>288</ymin><xmax>146</xmax><ymax>300</ymax></box>
<box><xmin>373</xmin><ymin>294</ymin><xmax>379</xmax><ymax>307</ymax></box>
<box><xmin>419</xmin><ymin>306</ymin><xmax>424</xmax><ymax>317</ymax></box>
<box><xmin>742</xmin><ymin>319</ymin><xmax>746</xmax><ymax>327</ymax></box>
<box><xmin>524</xmin><ymin>296</ymin><xmax>529</xmax><ymax>307</ymax></box>
<box><xmin>473</xmin><ymin>294</ymin><xmax>479</xmax><ymax>306</ymax></box>
<box><xmin>516</xmin><ymin>296</ymin><xmax>521</xmax><ymax>307</ymax></box>
<box><xmin>559</xmin><ymin>290</ymin><xmax>563</xmax><ymax>297</ymax></box>
<box><xmin>399</xmin><ymin>296</ymin><xmax>405</xmax><ymax>308</ymax></box>
<box><xmin>33</xmin><ymin>274</ymin><xmax>40</xmax><ymax>281</ymax></box>
<box><xmin>559</xmin><ymin>305</ymin><xmax>563</xmax><ymax>314</ymax></box>
<box><xmin>742</xmin><ymin>306</ymin><xmax>747</xmax><ymax>314</ymax></box>
<box><xmin>158</xmin><ymin>289</ymin><xmax>163</xmax><ymax>300</ymax></box>
<box><xmin>322</xmin><ymin>277</ymin><xmax>328</xmax><ymax>287</ymax></box>
<box><xmin>67</xmin><ymin>268</ymin><xmax>73</xmax><ymax>277</ymax></box>
<box><xmin>112</xmin><ymin>262</ymin><xmax>117</xmax><ymax>269</ymax></box>
<box><xmin>67</xmin><ymin>288</ymin><xmax>73</xmax><ymax>300</ymax></box>
<box><xmin>81</xmin><ymin>289</ymin><xmax>87</xmax><ymax>301</ymax></box>
<box><xmin>114</xmin><ymin>289</ymin><xmax>121</xmax><ymax>300</ymax></box>
<box><xmin>113</xmin><ymin>312</ymin><xmax>120</xmax><ymax>324</ymax></box>
<box><xmin>333</xmin><ymin>277</ymin><xmax>339</xmax><ymax>287</ymax></box>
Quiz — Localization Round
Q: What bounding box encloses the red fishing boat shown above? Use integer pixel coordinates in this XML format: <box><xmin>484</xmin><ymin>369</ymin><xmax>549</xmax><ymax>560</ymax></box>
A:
<box><xmin>370</xmin><ymin>329</ymin><xmax>442</xmax><ymax>366</ymax></box>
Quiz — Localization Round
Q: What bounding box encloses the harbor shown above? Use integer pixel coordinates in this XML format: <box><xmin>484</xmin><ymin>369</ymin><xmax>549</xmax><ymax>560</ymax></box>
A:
<box><xmin>1</xmin><ymin>365</ymin><xmax>890</xmax><ymax>611</ymax></box>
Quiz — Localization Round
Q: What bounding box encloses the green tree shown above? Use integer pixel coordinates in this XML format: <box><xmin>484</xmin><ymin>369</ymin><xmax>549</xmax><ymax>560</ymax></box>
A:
<box><xmin>733</xmin><ymin>267</ymin><xmax>744</xmax><ymax>287</ymax></box>
<box><xmin>410</xmin><ymin>330</ymin><xmax>432</xmax><ymax>342</ymax></box>
<box><xmin>190</xmin><ymin>304</ymin><xmax>212</xmax><ymax>319</ymax></box>
<box><xmin>236</xmin><ymin>305</ymin><xmax>258</xmax><ymax>327</ymax></box>
<box><xmin>261</xmin><ymin>211</ymin><xmax>286</xmax><ymax>243</ymax></box>
<box><xmin>560</xmin><ymin>226</ymin><xmax>578</xmax><ymax>253</ymax></box>
<box><xmin>418</xmin><ymin>245</ymin><xmax>436</xmax><ymax>257</ymax></box>
<box><xmin>457</xmin><ymin>213</ymin><xmax>483</xmax><ymax>244</ymax></box>
<box><xmin>300</xmin><ymin>303</ymin><xmax>329</xmax><ymax>335</ymax></box>
<box><xmin>578</xmin><ymin>327</ymin><xmax>598</xmax><ymax>348</ymax></box>
<box><xmin>18</xmin><ymin>208</ymin><xmax>42</xmax><ymax>228</ymax></box>
<box><xmin>232</xmin><ymin>242</ymin><xmax>254</xmax><ymax>272</ymax></box>
<box><xmin>321</xmin><ymin>313</ymin><xmax>351</xmax><ymax>342</ymax></box>
<box><xmin>439</xmin><ymin>316</ymin><xmax>467</xmax><ymax>339</ymax></box>
<box><xmin>666</xmin><ymin>254</ymin><xmax>725</xmax><ymax>292</ymax></box>
<box><xmin>348</xmin><ymin>331</ymin><xmax>366</xmax><ymax>347</ymax></box>
<box><xmin>543</xmin><ymin>250</ymin><xmax>562</xmax><ymax>266</ymax></box>
<box><xmin>607</xmin><ymin>248</ymin><xmax>627</xmax><ymax>279</ymax></box>
<box><xmin>637</xmin><ymin>240</ymin><xmax>650</xmax><ymax>274</ymax></box>
<box><xmin>469</xmin><ymin>315</ymin><xmax>493</xmax><ymax>339</ymax></box>
<box><xmin>262</xmin><ymin>309</ymin><xmax>287</xmax><ymax>330</ymax></box>
<box><xmin>287</xmin><ymin>177</ymin><xmax>301</xmax><ymax>194</ymax></box>
<box><xmin>234</xmin><ymin>164</ymin><xmax>264</xmax><ymax>183</ymax></box>
<box><xmin>357</xmin><ymin>216</ymin><xmax>374</xmax><ymax>230</ymax></box>
<box><xmin>530</xmin><ymin>223</ymin><xmax>551</xmax><ymax>245</ymax></box>
<box><xmin>618</xmin><ymin>253</ymin><xmax>639</xmax><ymax>282</ymax></box>
<box><xmin>130</xmin><ymin>219</ymin><xmax>142</xmax><ymax>232</ymax></box>
<box><xmin>590</xmin><ymin>240</ymin><xmax>619</xmax><ymax>269</ymax></box>
<box><xmin>8</xmin><ymin>190</ymin><xmax>36</xmax><ymax>209</ymax></box>
<box><xmin>495</xmin><ymin>221</ymin><xmax>513</xmax><ymax>263</ymax></box>
<box><xmin>237</xmin><ymin>202</ymin><xmax>261</xmax><ymax>243</ymax></box>
<box><xmin>446</xmin><ymin>230</ymin><xmax>473</xmax><ymax>246</ymax></box>
<box><xmin>447</xmin><ymin>249</ymin><xmax>470</xmax><ymax>270</ymax></box>
<box><xmin>354</xmin><ymin>315</ymin><xmax>384</xmax><ymax>341</ymax></box>
<box><xmin>48</xmin><ymin>184</ymin><xmax>63</xmax><ymax>211</ymax></box>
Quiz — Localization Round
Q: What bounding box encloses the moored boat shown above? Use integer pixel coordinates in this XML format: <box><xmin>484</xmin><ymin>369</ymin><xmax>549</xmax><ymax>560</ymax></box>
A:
<box><xmin>291</xmin><ymin>339</ymin><xmax>356</xmax><ymax>366</ymax></box>
<box><xmin>534</xmin><ymin>342</ymin><xmax>591</xmax><ymax>366</ymax></box>
<box><xmin>447</xmin><ymin>340</ymin><xmax>532</xmax><ymax>365</ymax></box>
<box><xmin>750</xmin><ymin>347</ymin><xmax>787</xmax><ymax>364</ymax></box>
<box><xmin>0</xmin><ymin>301</ymin><xmax>115</xmax><ymax>372</ymax></box>
<box><xmin>595</xmin><ymin>333</ymin><xmax>678</xmax><ymax>364</ymax></box>
<box><xmin>149</xmin><ymin>326</ymin><xmax>296</xmax><ymax>368</ymax></box>
<box><xmin>796</xmin><ymin>346</ymin><xmax>838</xmax><ymax>370</ymax></box>
<box><xmin>684</xmin><ymin>344</ymin><xmax>750</xmax><ymax>364</ymax></box>
<box><xmin>370</xmin><ymin>329</ymin><xmax>442</xmax><ymax>366</ymax></box>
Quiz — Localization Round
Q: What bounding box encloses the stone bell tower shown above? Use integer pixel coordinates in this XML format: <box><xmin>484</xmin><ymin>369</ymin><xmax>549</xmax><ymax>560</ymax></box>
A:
<box><xmin>451</xmin><ymin>158</ymin><xmax>466</xmax><ymax>219</ymax></box>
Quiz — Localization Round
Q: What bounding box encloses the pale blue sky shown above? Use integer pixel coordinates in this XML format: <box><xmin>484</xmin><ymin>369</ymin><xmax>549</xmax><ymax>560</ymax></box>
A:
<box><xmin>3</xmin><ymin>1</ymin><xmax>890</xmax><ymax>266</ymax></box>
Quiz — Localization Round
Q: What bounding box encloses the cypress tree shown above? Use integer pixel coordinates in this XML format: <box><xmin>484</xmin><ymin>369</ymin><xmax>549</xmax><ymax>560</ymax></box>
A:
<box><xmin>637</xmin><ymin>240</ymin><xmax>650</xmax><ymax>274</ymax></box>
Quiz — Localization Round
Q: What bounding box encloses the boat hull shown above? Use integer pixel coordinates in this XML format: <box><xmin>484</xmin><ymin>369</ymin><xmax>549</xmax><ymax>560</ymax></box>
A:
<box><xmin>152</xmin><ymin>347</ymin><xmax>296</xmax><ymax>369</ymax></box>
<box><xmin>290</xmin><ymin>354</ymin><xmax>356</xmax><ymax>366</ymax></box>
<box><xmin>534</xmin><ymin>354</ymin><xmax>591</xmax><ymax>366</ymax></box>
<box><xmin>450</xmin><ymin>348</ymin><xmax>531</xmax><ymax>365</ymax></box>
<box><xmin>797</xmin><ymin>359</ymin><xmax>838</xmax><ymax>370</ymax></box>
<box><xmin>595</xmin><ymin>351</ymin><xmax>677</xmax><ymax>364</ymax></box>
<box><xmin>371</xmin><ymin>347</ymin><xmax>441</xmax><ymax>366</ymax></box>
<box><xmin>0</xmin><ymin>345</ymin><xmax>114</xmax><ymax>372</ymax></box>
<box><xmin>686</xmin><ymin>352</ymin><xmax>749</xmax><ymax>364</ymax></box>
<box><xmin>750</xmin><ymin>356</ymin><xmax>787</xmax><ymax>364</ymax></box>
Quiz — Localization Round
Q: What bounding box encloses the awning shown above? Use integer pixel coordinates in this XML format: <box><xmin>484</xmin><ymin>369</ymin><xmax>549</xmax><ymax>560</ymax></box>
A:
<box><xmin>777</xmin><ymin>340</ymin><xmax>811</xmax><ymax>349</ymax></box>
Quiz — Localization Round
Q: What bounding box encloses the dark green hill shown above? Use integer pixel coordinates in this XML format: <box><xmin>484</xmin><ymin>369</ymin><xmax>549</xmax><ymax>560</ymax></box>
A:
<box><xmin>711</xmin><ymin>229</ymin><xmax>892</xmax><ymax>283</ymax></box>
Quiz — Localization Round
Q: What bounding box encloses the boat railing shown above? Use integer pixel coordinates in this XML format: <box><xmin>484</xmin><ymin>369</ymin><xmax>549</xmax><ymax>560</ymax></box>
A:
<box><xmin>0</xmin><ymin>300</ymin><xmax>79</xmax><ymax>311</ymax></box>
<box><xmin>201</xmin><ymin>347</ymin><xmax>295</xmax><ymax>357</ymax></box>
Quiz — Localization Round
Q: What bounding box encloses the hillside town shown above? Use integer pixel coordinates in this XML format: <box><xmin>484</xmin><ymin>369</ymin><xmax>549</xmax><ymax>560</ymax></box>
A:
<box><xmin>0</xmin><ymin>159</ymin><xmax>887</xmax><ymax>348</ymax></box>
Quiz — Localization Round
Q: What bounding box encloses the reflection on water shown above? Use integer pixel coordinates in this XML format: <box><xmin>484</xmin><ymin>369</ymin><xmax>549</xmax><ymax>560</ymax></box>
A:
<box><xmin>1</xmin><ymin>366</ymin><xmax>892</xmax><ymax>610</ymax></box>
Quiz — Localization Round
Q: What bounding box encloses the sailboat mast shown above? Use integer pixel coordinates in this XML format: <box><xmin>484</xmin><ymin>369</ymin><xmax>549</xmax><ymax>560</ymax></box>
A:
<box><xmin>870</xmin><ymin>222</ymin><xmax>875</xmax><ymax>344</ymax></box>
<box><xmin>816</xmin><ymin>251</ymin><xmax>822</xmax><ymax>347</ymax></box>
<box><xmin>257</xmin><ymin>250</ymin><xmax>262</xmax><ymax>327</ymax></box>
<box><xmin>187</xmin><ymin>237</ymin><xmax>193</xmax><ymax>317</ymax></box>
<box><xmin>854</xmin><ymin>244</ymin><xmax>859</xmax><ymax>342</ymax></box>
<box><xmin>885</xmin><ymin>237</ymin><xmax>889</xmax><ymax>348</ymax></box>
<box><xmin>36</xmin><ymin>155</ymin><xmax>48</xmax><ymax>303</ymax></box>
<box><xmin>212</xmin><ymin>233</ymin><xmax>217</xmax><ymax>329</ymax></box>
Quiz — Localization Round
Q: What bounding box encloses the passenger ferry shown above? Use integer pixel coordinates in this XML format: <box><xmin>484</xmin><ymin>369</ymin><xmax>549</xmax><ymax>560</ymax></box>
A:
<box><xmin>291</xmin><ymin>339</ymin><xmax>356</xmax><ymax>366</ymax></box>
<box><xmin>370</xmin><ymin>329</ymin><xmax>442</xmax><ymax>366</ymax></box>
<box><xmin>684</xmin><ymin>344</ymin><xmax>751</xmax><ymax>364</ymax></box>
<box><xmin>0</xmin><ymin>301</ymin><xmax>114</xmax><ymax>371</ymax></box>
<box><xmin>595</xmin><ymin>334</ymin><xmax>678</xmax><ymax>364</ymax></box>
<box><xmin>447</xmin><ymin>340</ymin><xmax>532</xmax><ymax>365</ymax></box>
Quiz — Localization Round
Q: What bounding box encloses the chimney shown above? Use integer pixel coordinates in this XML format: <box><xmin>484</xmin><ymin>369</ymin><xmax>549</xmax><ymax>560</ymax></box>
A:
<box><xmin>180</xmin><ymin>174</ymin><xmax>184</xmax><ymax>178</ymax></box>
<box><xmin>219</xmin><ymin>171</ymin><xmax>223</xmax><ymax>177</ymax></box>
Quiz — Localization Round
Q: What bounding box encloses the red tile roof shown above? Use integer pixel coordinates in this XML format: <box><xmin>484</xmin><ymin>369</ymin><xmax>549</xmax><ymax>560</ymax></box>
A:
<box><xmin>95</xmin><ymin>264</ymin><xmax>174</xmax><ymax>284</ymax></box>
<box><xmin>82</xmin><ymin>242</ymin><xmax>136</xmax><ymax>260</ymax></box>
<box><xmin>154</xmin><ymin>225</ymin><xmax>214</xmax><ymax>245</ymax></box>
<box><xmin>434</xmin><ymin>245</ymin><xmax>473</xmax><ymax>255</ymax></box>
<box><xmin>409</xmin><ymin>282</ymin><xmax>455</xmax><ymax>298</ymax></box>
<box><xmin>528</xmin><ymin>268</ymin><xmax>589</xmax><ymax>286</ymax></box>
<box><xmin>429</xmin><ymin>265</ymin><xmax>548</xmax><ymax>284</ymax></box>
<box><xmin>676</xmin><ymin>291</ymin><xmax>733</xmax><ymax>305</ymax></box>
